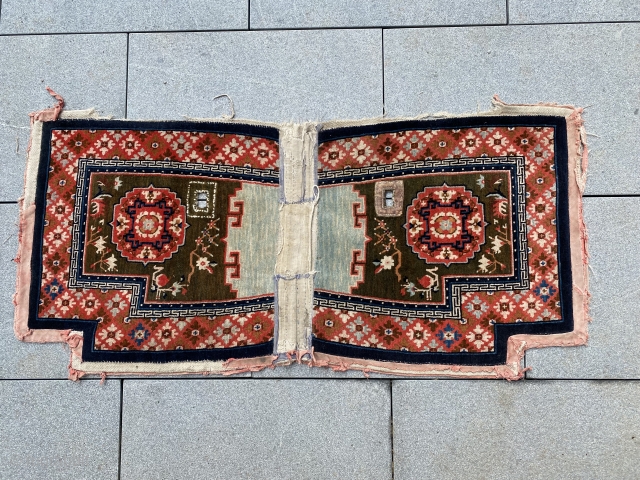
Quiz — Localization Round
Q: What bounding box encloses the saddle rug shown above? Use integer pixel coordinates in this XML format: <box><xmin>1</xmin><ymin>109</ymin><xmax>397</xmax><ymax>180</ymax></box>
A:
<box><xmin>14</xmin><ymin>94</ymin><xmax>589</xmax><ymax>379</ymax></box>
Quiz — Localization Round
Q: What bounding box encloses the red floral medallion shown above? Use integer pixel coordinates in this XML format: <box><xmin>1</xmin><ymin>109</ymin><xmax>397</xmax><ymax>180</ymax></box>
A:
<box><xmin>111</xmin><ymin>186</ymin><xmax>188</xmax><ymax>264</ymax></box>
<box><xmin>405</xmin><ymin>184</ymin><xmax>485</xmax><ymax>266</ymax></box>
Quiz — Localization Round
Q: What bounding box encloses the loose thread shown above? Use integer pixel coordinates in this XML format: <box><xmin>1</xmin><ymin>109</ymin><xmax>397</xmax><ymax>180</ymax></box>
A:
<box><xmin>213</xmin><ymin>94</ymin><xmax>235</xmax><ymax>120</ymax></box>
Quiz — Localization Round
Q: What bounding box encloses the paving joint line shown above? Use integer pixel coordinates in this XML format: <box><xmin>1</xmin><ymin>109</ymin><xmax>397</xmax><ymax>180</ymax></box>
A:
<box><xmin>124</xmin><ymin>33</ymin><xmax>129</xmax><ymax>119</ymax></box>
<box><xmin>0</xmin><ymin>21</ymin><xmax>638</xmax><ymax>37</ymax></box>
<box><xmin>381</xmin><ymin>28</ymin><xmax>385</xmax><ymax>117</ymax></box>
<box><xmin>117</xmin><ymin>379</ymin><xmax>124</xmax><ymax>480</ymax></box>
<box><xmin>1</xmin><ymin>377</ymin><xmax>639</xmax><ymax>381</ymax></box>
<box><xmin>583</xmin><ymin>194</ymin><xmax>640</xmax><ymax>198</ymax></box>
<box><xmin>390</xmin><ymin>380</ymin><xmax>395</xmax><ymax>480</ymax></box>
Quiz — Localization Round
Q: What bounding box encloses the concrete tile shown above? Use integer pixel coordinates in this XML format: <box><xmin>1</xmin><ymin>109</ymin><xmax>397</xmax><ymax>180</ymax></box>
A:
<box><xmin>250</xmin><ymin>0</ymin><xmax>506</xmax><ymax>29</ymax></box>
<box><xmin>393</xmin><ymin>380</ymin><xmax>640</xmax><ymax>480</ymax></box>
<box><xmin>0</xmin><ymin>34</ymin><xmax>127</xmax><ymax>202</ymax></box>
<box><xmin>121</xmin><ymin>379</ymin><xmax>392</xmax><ymax>479</ymax></box>
<box><xmin>0</xmin><ymin>0</ymin><xmax>247</xmax><ymax>33</ymax></box>
<box><xmin>0</xmin><ymin>204</ymin><xmax>70</xmax><ymax>379</ymax></box>
<box><xmin>0</xmin><ymin>379</ymin><xmax>121</xmax><ymax>480</ymax></box>
<box><xmin>510</xmin><ymin>1</ymin><xmax>640</xmax><ymax>24</ymax></box>
<box><xmin>527</xmin><ymin>198</ymin><xmax>640</xmax><ymax>379</ymax></box>
<box><xmin>384</xmin><ymin>24</ymin><xmax>640</xmax><ymax>195</ymax></box>
<box><xmin>127</xmin><ymin>30</ymin><xmax>383</xmax><ymax>123</ymax></box>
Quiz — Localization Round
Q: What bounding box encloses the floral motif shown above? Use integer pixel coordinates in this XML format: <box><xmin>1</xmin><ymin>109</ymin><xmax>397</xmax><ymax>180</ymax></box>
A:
<box><xmin>111</xmin><ymin>186</ymin><xmax>188</xmax><ymax>265</ymax></box>
<box><xmin>98</xmin><ymin>323</ymin><xmax>124</xmax><ymax>347</ymax></box>
<box><xmin>406</xmin><ymin>184</ymin><xmax>486</xmax><ymax>266</ymax></box>
<box><xmin>94</xmin><ymin>310</ymin><xmax>275</xmax><ymax>351</ymax></box>
<box><xmin>187</xmin><ymin>218</ymin><xmax>220</xmax><ymax>283</ymax></box>
<box><xmin>465</xmin><ymin>296</ymin><xmax>489</xmax><ymax>319</ymax></box>
<box><xmin>372</xmin><ymin>219</ymin><xmax>402</xmax><ymax>281</ymax></box>
<box><xmin>346</xmin><ymin>317</ymin><xmax>371</xmax><ymax>341</ymax></box>
<box><xmin>312</xmin><ymin>307</ymin><xmax>493</xmax><ymax>353</ymax></box>
<box><xmin>350</xmin><ymin>140</ymin><xmax>374</xmax><ymax>164</ymax></box>
<box><xmin>407</xmin><ymin>322</ymin><xmax>428</xmax><ymax>349</ymax></box>
<box><xmin>465</xmin><ymin>325</ymin><xmax>493</xmax><ymax>351</ymax></box>
<box><xmin>534</xmin><ymin>280</ymin><xmax>557</xmax><ymax>302</ymax></box>
<box><xmin>129</xmin><ymin>322</ymin><xmax>150</xmax><ymax>346</ymax></box>
<box><xmin>435</xmin><ymin>323</ymin><xmax>462</xmax><ymax>349</ymax></box>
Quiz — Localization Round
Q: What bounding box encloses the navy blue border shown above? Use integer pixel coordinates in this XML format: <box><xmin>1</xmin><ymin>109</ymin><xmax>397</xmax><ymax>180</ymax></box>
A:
<box><xmin>28</xmin><ymin>119</ymin><xmax>278</xmax><ymax>363</ymax></box>
<box><xmin>313</xmin><ymin>116</ymin><xmax>574</xmax><ymax>366</ymax></box>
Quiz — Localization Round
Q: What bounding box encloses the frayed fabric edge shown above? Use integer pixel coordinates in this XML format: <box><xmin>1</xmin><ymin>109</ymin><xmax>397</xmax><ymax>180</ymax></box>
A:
<box><xmin>319</xmin><ymin>95</ymin><xmax>586</xmax><ymax>130</ymax></box>
<box><xmin>15</xmin><ymin>89</ymin><xmax>70</xmax><ymax>346</ymax></box>
<box><xmin>309</xmin><ymin>349</ymin><xmax>521</xmax><ymax>379</ymax></box>
<box><xmin>15</xmin><ymin>93</ymin><xmax>589</xmax><ymax>380</ymax></box>
<box><xmin>66</xmin><ymin>337</ymin><xmax>277</xmax><ymax>381</ymax></box>
<box><xmin>308</xmin><ymin>98</ymin><xmax>591</xmax><ymax>380</ymax></box>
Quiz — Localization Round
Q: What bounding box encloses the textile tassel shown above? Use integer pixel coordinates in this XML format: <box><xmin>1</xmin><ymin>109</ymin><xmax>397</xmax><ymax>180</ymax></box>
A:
<box><xmin>29</xmin><ymin>87</ymin><xmax>65</xmax><ymax>123</ymax></box>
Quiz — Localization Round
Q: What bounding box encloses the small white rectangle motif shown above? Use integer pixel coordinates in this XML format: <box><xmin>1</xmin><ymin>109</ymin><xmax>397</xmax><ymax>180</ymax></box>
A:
<box><xmin>187</xmin><ymin>181</ymin><xmax>217</xmax><ymax>218</ymax></box>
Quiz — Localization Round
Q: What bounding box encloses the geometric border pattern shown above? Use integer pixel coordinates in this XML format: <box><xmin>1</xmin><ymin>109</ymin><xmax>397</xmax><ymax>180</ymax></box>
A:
<box><xmin>314</xmin><ymin>156</ymin><xmax>530</xmax><ymax>319</ymax></box>
<box><xmin>28</xmin><ymin>119</ymin><xmax>281</xmax><ymax>364</ymax></box>
<box><xmin>312</xmin><ymin>115</ymin><xmax>574</xmax><ymax>366</ymax></box>
<box><xmin>69</xmin><ymin>158</ymin><xmax>278</xmax><ymax>317</ymax></box>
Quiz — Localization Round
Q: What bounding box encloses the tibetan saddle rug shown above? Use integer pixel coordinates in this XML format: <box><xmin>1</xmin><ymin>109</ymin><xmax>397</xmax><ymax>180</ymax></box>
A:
<box><xmin>14</xmin><ymin>94</ymin><xmax>589</xmax><ymax>379</ymax></box>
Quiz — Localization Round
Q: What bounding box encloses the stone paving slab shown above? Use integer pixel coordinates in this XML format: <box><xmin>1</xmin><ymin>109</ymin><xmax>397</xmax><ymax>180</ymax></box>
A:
<box><xmin>0</xmin><ymin>203</ymin><xmax>70</xmax><ymax>379</ymax></box>
<box><xmin>509</xmin><ymin>1</ymin><xmax>640</xmax><ymax>24</ymax></box>
<box><xmin>0</xmin><ymin>34</ymin><xmax>127</xmax><ymax>202</ymax></box>
<box><xmin>383</xmin><ymin>23</ymin><xmax>640</xmax><ymax>195</ymax></box>
<box><xmin>0</xmin><ymin>380</ymin><xmax>121</xmax><ymax>479</ymax></box>
<box><xmin>0</xmin><ymin>0</ymin><xmax>247</xmax><ymax>33</ymax></box>
<box><xmin>127</xmin><ymin>30</ymin><xmax>383</xmax><ymax>123</ymax></box>
<box><xmin>121</xmin><ymin>379</ymin><xmax>392</xmax><ymax>479</ymax></box>
<box><xmin>250</xmin><ymin>0</ymin><xmax>506</xmax><ymax>29</ymax></box>
<box><xmin>527</xmin><ymin>197</ymin><xmax>640</xmax><ymax>379</ymax></box>
<box><xmin>393</xmin><ymin>380</ymin><xmax>640</xmax><ymax>479</ymax></box>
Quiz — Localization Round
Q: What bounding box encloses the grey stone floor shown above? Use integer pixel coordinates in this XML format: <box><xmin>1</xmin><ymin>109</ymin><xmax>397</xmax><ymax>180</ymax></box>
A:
<box><xmin>1</xmin><ymin>2</ymin><xmax>639</xmax><ymax>478</ymax></box>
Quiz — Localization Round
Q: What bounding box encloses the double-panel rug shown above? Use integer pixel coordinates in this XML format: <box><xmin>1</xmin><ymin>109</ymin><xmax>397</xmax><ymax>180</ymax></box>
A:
<box><xmin>14</xmin><ymin>93</ymin><xmax>589</xmax><ymax>379</ymax></box>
